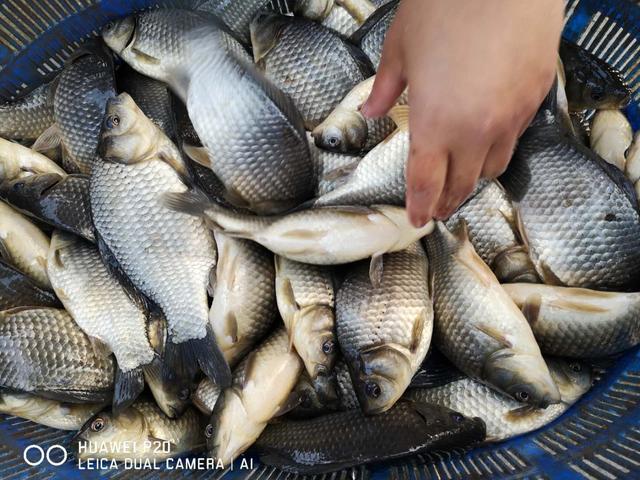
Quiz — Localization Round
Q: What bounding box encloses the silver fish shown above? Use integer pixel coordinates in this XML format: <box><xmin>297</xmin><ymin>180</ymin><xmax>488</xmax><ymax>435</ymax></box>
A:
<box><xmin>350</xmin><ymin>0</ymin><xmax>398</xmax><ymax>69</ymax></box>
<box><xmin>0</xmin><ymin>137</ymin><xmax>66</xmax><ymax>182</ymax></box>
<box><xmin>0</xmin><ymin>83</ymin><xmax>54</xmax><ymax>142</ymax></box>
<box><xmin>0</xmin><ymin>259</ymin><xmax>60</xmax><ymax>310</ymax></box>
<box><xmin>194</xmin><ymin>0</ymin><xmax>274</xmax><ymax>44</ymax></box>
<box><xmin>424</xmin><ymin>222</ymin><xmax>560</xmax><ymax>407</ymax></box>
<box><xmin>504</xmin><ymin>283</ymin><xmax>640</xmax><ymax>358</ymax></box>
<box><xmin>308</xmin><ymin>132</ymin><xmax>362</xmax><ymax>197</ymax></box>
<box><xmin>336</xmin><ymin>243</ymin><xmax>433</xmax><ymax>414</ymax></box>
<box><xmin>91</xmin><ymin>93</ymin><xmax>229</xmax><ymax>386</ymax></box>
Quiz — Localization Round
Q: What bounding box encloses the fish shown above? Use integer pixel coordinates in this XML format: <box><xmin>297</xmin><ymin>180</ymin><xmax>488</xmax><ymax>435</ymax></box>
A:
<box><xmin>210</xmin><ymin>232</ymin><xmax>276</xmax><ymax>367</ymax></box>
<box><xmin>308</xmin><ymin>133</ymin><xmax>362</xmax><ymax>196</ymax></box>
<box><xmin>34</xmin><ymin>41</ymin><xmax>116</xmax><ymax>174</ymax></box>
<box><xmin>0</xmin><ymin>137</ymin><xmax>66</xmax><ymax>182</ymax></box>
<box><xmin>446</xmin><ymin>180</ymin><xmax>538</xmax><ymax>283</ymax></box>
<box><xmin>350</xmin><ymin>0</ymin><xmax>398</xmax><ymax>69</ymax></box>
<box><xmin>503</xmin><ymin>283</ymin><xmax>640</xmax><ymax>358</ymax></box>
<box><xmin>0</xmin><ymin>307</ymin><xmax>114</xmax><ymax>403</ymax></box>
<box><xmin>47</xmin><ymin>231</ymin><xmax>156</xmax><ymax>411</ymax></box>
<box><xmin>251</xmin><ymin>13</ymin><xmax>373</xmax><ymax>129</ymax></box>
<box><xmin>193</xmin><ymin>0</ymin><xmax>274</xmax><ymax>44</ymax></box>
<box><xmin>294</xmin><ymin>0</ymin><xmax>335</xmax><ymax>20</ymax></box>
<box><xmin>312</xmin><ymin>105</ymin><xmax>408</xmax><ymax>206</ymax></box>
<box><xmin>559</xmin><ymin>38</ymin><xmax>630</xmax><ymax>111</ymax></box>
<box><xmin>73</xmin><ymin>400</ymin><xmax>205</xmax><ymax>461</ymax></box>
<box><xmin>255</xmin><ymin>400</ymin><xmax>486</xmax><ymax>474</ymax></box>
<box><xmin>499</xmin><ymin>87</ymin><xmax>640</xmax><ymax>290</ymax></box>
<box><xmin>287</xmin><ymin>371</ymin><xmax>337</xmax><ymax>419</ymax></box>
<box><xmin>336</xmin><ymin>243</ymin><xmax>433</xmax><ymax>414</ymax></box>
<box><xmin>625</xmin><ymin>131</ymin><xmax>640</xmax><ymax>185</ymax></box>
<box><xmin>0</xmin><ymin>83</ymin><xmax>55</xmax><ymax>142</ymax></box>
<box><xmin>275</xmin><ymin>256</ymin><xmax>337</xmax><ymax>396</ymax></box>
<box><xmin>0</xmin><ymin>259</ymin><xmax>60</xmax><ymax>310</ymax></box>
<box><xmin>192</xmin><ymin>378</ymin><xmax>221</xmax><ymax>416</ymax></box>
<box><xmin>103</xmin><ymin>10</ymin><xmax>314</xmax><ymax>214</ymax></box>
<box><xmin>0</xmin><ymin>393</ymin><xmax>105</xmax><ymax>431</ymax></box>
<box><xmin>312</xmin><ymin>76</ymin><xmax>408</xmax><ymax>153</ymax></box>
<box><xmin>590</xmin><ymin>109</ymin><xmax>633</xmax><ymax>171</ymax></box>
<box><xmin>165</xmin><ymin>191</ymin><xmax>434</xmax><ymax>268</ymax></box>
<box><xmin>405</xmin><ymin>358</ymin><xmax>592</xmax><ymax>442</ymax></box>
<box><xmin>0</xmin><ymin>174</ymin><xmax>94</xmax><ymax>242</ymax></box>
<box><xmin>424</xmin><ymin>222</ymin><xmax>560</xmax><ymax>407</ymax></box>
<box><xmin>0</xmin><ymin>201</ymin><xmax>51</xmax><ymax>289</ymax></box>
<box><xmin>333</xmin><ymin>358</ymin><xmax>360</xmax><ymax>410</ymax></box>
<box><xmin>207</xmin><ymin>328</ymin><xmax>303</xmax><ymax>465</ymax></box>
<box><xmin>91</xmin><ymin>93</ymin><xmax>229</xmax><ymax>386</ymax></box>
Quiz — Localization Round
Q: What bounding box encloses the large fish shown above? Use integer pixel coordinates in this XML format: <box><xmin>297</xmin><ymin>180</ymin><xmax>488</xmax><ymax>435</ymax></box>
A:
<box><xmin>193</xmin><ymin>0</ymin><xmax>274</xmax><ymax>44</ymax></box>
<box><xmin>0</xmin><ymin>259</ymin><xmax>60</xmax><ymax>310</ymax></box>
<box><xmin>336</xmin><ymin>243</ymin><xmax>433</xmax><ymax>414</ymax></box>
<box><xmin>47</xmin><ymin>231</ymin><xmax>156</xmax><ymax>411</ymax></box>
<box><xmin>102</xmin><ymin>10</ymin><xmax>313</xmax><ymax>214</ymax></box>
<box><xmin>0</xmin><ymin>83</ymin><xmax>55</xmax><ymax>142</ymax></box>
<box><xmin>251</xmin><ymin>13</ymin><xmax>373</xmax><ymax>129</ymax></box>
<box><xmin>0</xmin><ymin>174</ymin><xmax>94</xmax><ymax>242</ymax></box>
<box><xmin>255</xmin><ymin>401</ymin><xmax>485</xmax><ymax>474</ymax></box>
<box><xmin>0</xmin><ymin>137</ymin><xmax>66</xmax><ymax>181</ymax></box>
<box><xmin>0</xmin><ymin>307</ymin><xmax>114</xmax><ymax>403</ymax></box>
<box><xmin>424</xmin><ymin>222</ymin><xmax>560</xmax><ymax>407</ymax></box>
<box><xmin>91</xmin><ymin>93</ymin><xmax>229</xmax><ymax>386</ymax></box>
<box><xmin>504</xmin><ymin>283</ymin><xmax>640</xmax><ymax>358</ymax></box>
<box><xmin>350</xmin><ymin>0</ymin><xmax>398</xmax><ymax>69</ymax></box>
<box><xmin>499</xmin><ymin>88</ymin><xmax>640</xmax><ymax>290</ymax></box>
<box><xmin>406</xmin><ymin>358</ymin><xmax>592</xmax><ymax>442</ymax></box>
<box><xmin>210</xmin><ymin>232</ymin><xmax>276</xmax><ymax>367</ymax></box>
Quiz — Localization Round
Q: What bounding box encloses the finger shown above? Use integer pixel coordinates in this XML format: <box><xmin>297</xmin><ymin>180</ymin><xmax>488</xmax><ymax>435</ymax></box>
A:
<box><xmin>481</xmin><ymin>134</ymin><xmax>518</xmax><ymax>178</ymax></box>
<box><xmin>405</xmin><ymin>148</ymin><xmax>448</xmax><ymax>227</ymax></box>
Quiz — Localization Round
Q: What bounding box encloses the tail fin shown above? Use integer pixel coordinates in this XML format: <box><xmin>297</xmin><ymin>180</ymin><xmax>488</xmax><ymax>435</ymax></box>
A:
<box><xmin>163</xmin><ymin>190</ymin><xmax>211</xmax><ymax>218</ymax></box>
<box><xmin>113</xmin><ymin>367</ymin><xmax>145</xmax><ymax>414</ymax></box>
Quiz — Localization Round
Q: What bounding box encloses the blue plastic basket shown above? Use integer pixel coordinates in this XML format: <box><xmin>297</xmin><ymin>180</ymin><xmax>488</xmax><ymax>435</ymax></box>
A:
<box><xmin>0</xmin><ymin>0</ymin><xmax>639</xmax><ymax>479</ymax></box>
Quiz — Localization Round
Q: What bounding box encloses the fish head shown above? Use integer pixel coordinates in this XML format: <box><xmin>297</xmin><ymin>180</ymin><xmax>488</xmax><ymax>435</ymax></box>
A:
<box><xmin>566</xmin><ymin>62</ymin><xmax>631</xmax><ymax>110</ymax></box>
<box><xmin>0</xmin><ymin>173</ymin><xmax>62</xmax><ymax>208</ymax></box>
<box><xmin>71</xmin><ymin>406</ymin><xmax>147</xmax><ymax>460</ymax></box>
<box><xmin>102</xmin><ymin>17</ymin><xmax>135</xmax><ymax>57</ymax></box>
<box><xmin>411</xmin><ymin>401</ymin><xmax>486</xmax><ymax>440</ymax></box>
<box><xmin>294</xmin><ymin>0</ymin><xmax>335</xmax><ymax>20</ymax></box>
<box><xmin>352</xmin><ymin>344</ymin><xmax>413</xmax><ymax>414</ymax></box>
<box><xmin>312</xmin><ymin>110</ymin><xmax>368</xmax><ymax>153</ymax></box>
<box><xmin>250</xmin><ymin>12</ymin><xmax>290</xmax><ymax>63</ymax></box>
<box><xmin>483</xmin><ymin>349</ymin><xmax>561</xmax><ymax>408</ymax></box>
<box><xmin>546</xmin><ymin>357</ymin><xmax>593</xmax><ymax>404</ymax></box>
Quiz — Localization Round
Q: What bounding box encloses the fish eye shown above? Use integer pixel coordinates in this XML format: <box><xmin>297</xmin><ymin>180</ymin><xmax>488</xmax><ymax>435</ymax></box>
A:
<box><xmin>569</xmin><ymin>362</ymin><xmax>582</xmax><ymax>373</ymax></box>
<box><xmin>591</xmin><ymin>86</ymin><xmax>605</xmax><ymax>101</ymax></box>
<box><xmin>450</xmin><ymin>413</ymin><xmax>464</xmax><ymax>423</ymax></box>
<box><xmin>326</xmin><ymin>136</ymin><xmax>340</xmax><ymax>148</ymax></box>
<box><xmin>204</xmin><ymin>424</ymin><xmax>214</xmax><ymax>438</ymax></box>
<box><xmin>105</xmin><ymin>115</ymin><xmax>120</xmax><ymax>129</ymax></box>
<box><xmin>300</xmin><ymin>394</ymin><xmax>312</xmax><ymax>408</ymax></box>
<box><xmin>515</xmin><ymin>391</ymin><xmax>530</xmax><ymax>402</ymax></box>
<box><xmin>104</xmin><ymin>21</ymin><xmax>115</xmax><ymax>31</ymax></box>
<box><xmin>365</xmin><ymin>381</ymin><xmax>381</xmax><ymax>398</ymax></box>
<box><xmin>178</xmin><ymin>388</ymin><xmax>190</xmax><ymax>400</ymax></box>
<box><xmin>322</xmin><ymin>339</ymin><xmax>334</xmax><ymax>355</ymax></box>
<box><xmin>90</xmin><ymin>417</ymin><xmax>105</xmax><ymax>432</ymax></box>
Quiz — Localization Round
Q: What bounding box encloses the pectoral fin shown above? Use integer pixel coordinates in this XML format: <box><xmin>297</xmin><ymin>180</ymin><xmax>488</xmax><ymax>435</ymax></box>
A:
<box><xmin>32</xmin><ymin>124</ymin><xmax>61</xmax><ymax>153</ymax></box>
<box><xmin>473</xmin><ymin>323</ymin><xmax>513</xmax><ymax>349</ymax></box>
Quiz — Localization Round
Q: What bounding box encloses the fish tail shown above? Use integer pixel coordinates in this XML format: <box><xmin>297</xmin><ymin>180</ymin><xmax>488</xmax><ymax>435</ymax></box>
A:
<box><xmin>113</xmin><ymin>366</ymin><xmax>145</xmax><ymax>414</ymax></box>
<box><xmin>163</xmin><ymin>190</ymin><xmax>211</xmax><ymax>218</ymax></box>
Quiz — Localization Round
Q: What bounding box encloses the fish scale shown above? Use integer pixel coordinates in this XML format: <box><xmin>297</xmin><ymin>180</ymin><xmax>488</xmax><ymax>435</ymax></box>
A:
<box><xmin>352</xmin><ymin>0</ymin><xmax>398</xmax><ymax>70</ymax></box>
<box><xmin>0</xmin><ymin>83</ymin><xmax>54</xmax><ymax>141</ymax></box>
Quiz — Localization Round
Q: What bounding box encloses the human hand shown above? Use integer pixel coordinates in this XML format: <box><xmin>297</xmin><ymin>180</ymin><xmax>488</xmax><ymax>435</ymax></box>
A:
<box><xmin>361</xmin><ymin>0</ymin><xmax>564</xmax><ymax>226</ymax></box>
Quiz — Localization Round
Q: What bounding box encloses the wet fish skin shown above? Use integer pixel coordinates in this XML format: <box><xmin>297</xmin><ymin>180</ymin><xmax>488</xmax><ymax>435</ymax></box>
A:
<box><xmin>0</xmin><ymin>83</ymin><xmax>55</xmax><ymax>142</ymax></box>
<box><xmin>308</xmin><ymin>133</ymin><xmax>362</xmax><ymax>196</ymax></box>
<box><xmin>499</xmin><ymin>89</ymin><xmax>640</xmax><ymax>290</ymax></box>
<box><xmin>336</xmin><ymin>243</ymin><xmax>433</xmax><ymax>414</ymax></box>
<box><xmin>251</xmin><ymin>13</ymin><xmax>373</xmax><ymax>130</ymax></box>
<box><xmin>424</xmin><ymin>222</ymin><xmax>560</xmax><ymax>407</ymax></box>
<box><xmin>559</xmin><ymin>39</ymin><xmax>630</xmax><ymax>111</ymax></box>
<box><xmin>0</xmin><ymin>174</ymin><xmax>94</xmax><ymax>242</ymax></box>
<box><xmin>625</xmin><ymin>131</ymin><xmax>640</xmax><ymax>184</ymax></box>
<box><xmin>211</xmin><ymin>232</ymin><xmax>276</xmax><ymax>367</ymax></box>
<box><xmin>350</xmin><ymin>0</ymin><xmax>398</xmax><ymax>70</ymax></box>
<box><xmin>0</xmin><ymin>393</ymin><xmax>105</xmax><ymax>431</ymax></box>
<box><xmin>103</xmin><ymin>10</ymin><xmax>313</xmax><ymax>214</ymax></box>
<box><xmin>255</xmin><ymin>401</ymin><xmax>486</xmax><ymax>474</ymax></box>
<box><xmin>504</xmin><ymin>283</ymin><xmax>640</xmax><ymax>358</ymax></box>
<box><xmin>590</xmin><ymin>109</ymin><xmax>632</xmax><ymax>171</ymax></box>
<box><xmin>0</xmin><ymin>259</ymin><xmax>60</xmax><ymax>310</ymax></box>
<box><xmin>73</xmin><ymin>400</ymin><xmax>205</xmax><ymax>461</ymax></box>
<box><xmin>0</xmin><ymin>307</ymin><xmax>114</xmax><ymax>403</ymax></box>
<box><xmin>165</xmin><ymin>192</ymin><xmax>434</xmax><ymax>266</ymax></box>
<box><xmin>91</xmin><ymin>93</ymin><xmax>228</xmax><ymax>386</ymax></box>
<box><xmin>192</xmin><ymin>377</ymin><xmax>220</xmax><ymax>416</ymax></box>
<box><xmin>194</xmin><ymin>0</ymin><xmax>274</xmax><ymax>44</ymax></box>
<box><xmin>406</xmin><ymin>358</ymin><xmax>592</xmax><ymax>442</ymax></box>
<box><xmin>0</xmin><ymin>137</ymin><xmax>66</xmax><ymax>182</ymax></box>
<box><xmin>294</xmin><ymin>0</ymin><xmax>335</xmax><ymax>20</ymax></box>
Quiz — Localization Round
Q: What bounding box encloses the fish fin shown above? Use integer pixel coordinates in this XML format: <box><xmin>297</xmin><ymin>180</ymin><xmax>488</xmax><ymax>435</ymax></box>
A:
<box><xmin>157</xmin><ymin>146</ymin><xmax>192</xmax><ymax>186</ymax></box>
<box><xmin>511</xmin><ymin>203</ymin><xmax>531</xmax><ymax>251</ymax></box>
<box><xmin>250</xmin><ymin>16</ymin><xmax>286</xmax><ymax>64</ymax></box>
<box><xmin>349</xmin><ymin>0</ymin><xmax>399</xmax><ymax>44</ymax></box>
<box><xmin>322</xmin><ymin>162</ymin><xmax>360</xmax><ymax>182</ymax></box>
<box><xmin>207</xmin><ymin>264</ymin><xmax>217</xmax><ymax>297</ymax></box>
<box><xmin>32</xmin><ymin>124</ymin><xmax>61</xmax><ymax>152</ymax></box>
<box><xmin>427</xmin><ymin>264</ymin><xmax>435</xmax><ymax>299</ymax></box>
<box><xmin>388</xmin><ymin>105</ymin><xmax>410</xmax><ymax>131</ymax></box>
<box><xmin>182</xmin><ymin>143</ymin><xmax>211</xmax><ymax>168</ymax></box>
<box><xmin>273</xmin><ymin>390</ymin><xmax>304</xmax><ymax>417</ymax></box>
<box><xmin>450</xmin><ymin>218</ymin><xmax>470</xmax><ymax>243</ymax></box>
<box><xmin>131</xmin><ymin>48</ymin><xmax>161</xmax><ymax>65</ymax></box>
<box><xmin>163</xmin><ymin>191</ymin><xmax>210</xmax><ymax>218</ymax></box>
<box><xmin>547</xmin><ymin>298</ymin><xmax>610</xmax><ymax>314</ymax></box>
<box><xmin>455</xmin><ymin>247</ymin><xmax>495</xmax><ymax>289</ymax></box>
<box><xmin>89</xmin><ymin>337</ymin><xmax>112</xmax><ymax>359</ymax></box>
<box><xmin>223</xmin><ymin>312</ymin><xmax>239</xmax><ymax>344</ymax></box>
<box><xmin>325</xmin><ymin>205</ymin><xmax>373</xmax><ymax>215</ymax></box>
<box><xmin>113</xmin><ymin>367</ymin><xmax>145</xmax><ymax>414</ymax></box>
<box><xmin>278</xmin><ymin>276</ymin><xmax>301</xmax><ymax>325</ymax></box>
<box><xmin>0</xmin><ymin>240</ymin><xmax>10</xmax><ymax>262</ymax></box>
<box><xmin>342</xmin><ymin>37</ymin><xmax>376</xmax><ymax>77</ymax></box>
<box><xmin>369</xmin><ymin>253</ymin><xmax>384</xmax><ymax>288</ymax></box>
<box><xmin>222</xmin><ymin>186</ymin><xmax>251</xmax><ymax>211</ymax></box>
<box><xmin>280</xmin><ymin>229</ymin><xmax>326</xmax><ymax>241</ymax></box>
<box><xmin>521</xmin><ymin>294</ymin><xmax>543</xmax><ymax>325</ymax></box>
<box><xmin>257</xmin><ymin>448</ymin><xmax>344</xmax><ymax>475</ymax></box>
<box><xmin>537</xmin><ymin>260</ymin><xmax>565</xmax><ymax>286</ymax></box>
<box><xmin>505</xmin><ymin>405</ymin><xmax>538</xmax><ymax>421</ymax></box>
<box><xmin>473</xmin><ymin>323</ymin><xmax>513</xmax><ymax>349</ymax></box>
<box><xmin>409</xmin><ymin>308</ymin><xmax>426</xmax><ymax>353</ymax></box>
<box><xmin>241</xmin><ymin>350</ymin><xmax>258</xmax><ymax>390</ymax></box>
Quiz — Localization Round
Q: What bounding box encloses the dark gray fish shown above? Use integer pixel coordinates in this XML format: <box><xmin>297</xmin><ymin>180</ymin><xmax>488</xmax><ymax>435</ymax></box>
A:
<box><xmin>194</xmin><ymin>0</ymin><xmax>274</xmax><ymax>44</ymax></box>
<box><xmin>255</xmin><ymin>401</ymin><xmax>486</xmax><ymax>474</ymax></box>
<box><xmin>0</xmin><ymin>259</ymin><xmax>61</xmax><ymax>310</ymax></box>
<box><xmin>0</xmin><ymin>83</ymin><xmax>55</xmax><ymax>142</ymax></box>
<box><xmin>0</xmin><ymin>174</ymin><xmax>94</xmax><ymax>242</ymax></box>
<box><xmin>350</xmin><ymin>0</ymin><xmax>398</xmax><ymax>69</ymax></box>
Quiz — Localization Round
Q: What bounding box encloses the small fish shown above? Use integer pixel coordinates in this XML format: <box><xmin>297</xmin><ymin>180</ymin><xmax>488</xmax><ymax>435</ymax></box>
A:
<box><xmin>559</xmin><ymin>38</ymin><xmax>630</xmax><ymax>111</ymax></box>
<box><xmin>0</xmin><ymin>259</ymin><xmax>60</xmax><ymax>310</ymax></box>
<box><xmin>0</xmin><ymin>307</ymin><xmax>114</xmax><ymax>403</ymax></box>
<box><xmin>251</xmin><ymin>13</ymin><xmax>373</xmax><ymax>129</ymax></box>
<box><xmin>0</xmin><ymin>201</ymin><xmax>51</xmax><ymax>289</ymax></box>
<box><xmin>590</xmin><ymin>109</ymin><xmax>633</xmax><ymax>171</ymax></box>
<box><xmin>0</xmin><ymin>83</ymin><xmax>55</xmax><ymax>142</ymax></box>
<box><xmin>0</xmin><ymin>174</ymin><xmax>94</xmax><ymax>242</ymax></box>
<box><xmin>73</xmin><ymin>400</ymin><xmax>205</xmax><ymax>461</ymax></box>
<box><xmin>0</xmin><ymin>138</ymin><xmax>66</xmax><ymax>182</ymax></box>
<box><xmin>255</xmin><ymin>400</ymin><xmax>486</xmax><ymax>474</ymax></box>
<box><xmin>350</xmin><ymin>0</ymin><xmax>398</xmax><ymax>69</ymax></box>
<box><xmin>504</xmin><ymin>283</ymin><xmax>640</xmax><ymax>358</ymax></box>
<box><xmin>0</xmin><ymin>393</ymin><xmax>104</xmax><ymax>431</ymax></box>
<box><xmin>424</xmin><ymin>222</ymin><xmax>560</xmax><ymax>407</ymax></box>
<box><xmin>337</xmin><ymin>243</ymin><xmax>433</xmax><ymax>414</ymax></box>
<box><xmin>207</xmin><ymin>328</ymin><xmax>303</xmax><ymax>465</ymax></box>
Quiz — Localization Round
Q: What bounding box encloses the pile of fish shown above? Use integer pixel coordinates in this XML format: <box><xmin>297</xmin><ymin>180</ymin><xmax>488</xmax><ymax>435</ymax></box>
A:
<box><xmin>0</xmin><ymin>0</ymin><xmax>638</xmax><ymax>475</ymax></box>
